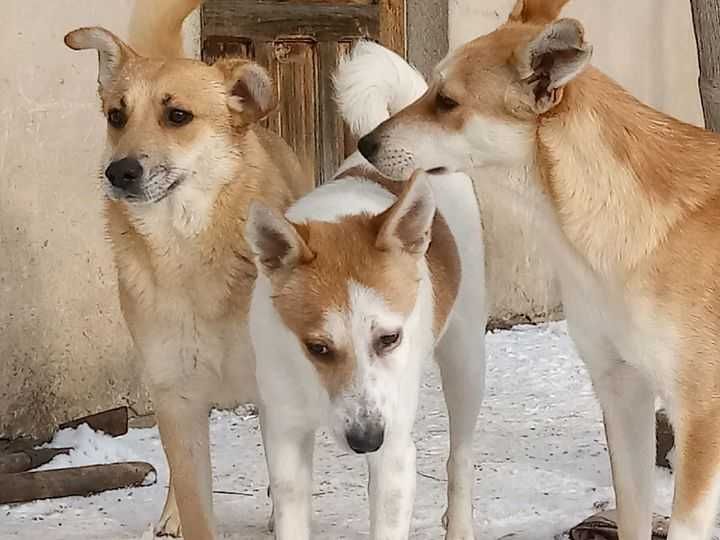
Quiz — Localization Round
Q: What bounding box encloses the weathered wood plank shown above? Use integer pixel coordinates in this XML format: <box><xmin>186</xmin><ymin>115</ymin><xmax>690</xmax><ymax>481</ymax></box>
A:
<box><xmin>202</xmin><ymin>36</ymin><xmax>253</xmax><ymax>64</ymax></box>
<box><xmin>261</xmin><ymin>0</ymin><xmax>375</xmax><ymax>4</ymax></box>
<box><xmin>59</xmin><ymin>406</ymin><xmax>128</xmax><ymax>438</ymax></box>
<box><xmin>317</xmin><ymin>41</ymin><xmax>352</xmax><ymax>184</ymax></box>
<box><xmin>260</xmin><ymin>41</ymin><xmax>318</xmax><ymax>181</ymax></box>
<box><xmin>203</xmin><ymin>1</ymin><xmax>378</xmax><ymax>41</ymax></box>
<box><xmin>379</xmin><ymin>0</ymin><xmax>406</xmax><ymax>57</ymax></box>
<box><xmin>690</xmin><ymin>0</ymin><xmax>720</xmax><ymax>132</ymax></box>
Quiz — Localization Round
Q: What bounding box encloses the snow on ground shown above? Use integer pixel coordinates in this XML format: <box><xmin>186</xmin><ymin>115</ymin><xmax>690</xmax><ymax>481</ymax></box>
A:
<box><xmin>0</xmin><ymin>322</ymin><xmax>701</xmax><ymax>539</ymax></box>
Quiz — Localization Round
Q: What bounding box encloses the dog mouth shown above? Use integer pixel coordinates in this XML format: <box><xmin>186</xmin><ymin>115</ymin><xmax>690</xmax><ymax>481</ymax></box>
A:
<box><xmin>426</xmin><ymin>166</ymin><xmax>448</xmax><ymax>175</ymax></box>
<box><xmin>108</xmin><ymin>170</ymin><xmax>187</xmax><ymax>204</ymax></box>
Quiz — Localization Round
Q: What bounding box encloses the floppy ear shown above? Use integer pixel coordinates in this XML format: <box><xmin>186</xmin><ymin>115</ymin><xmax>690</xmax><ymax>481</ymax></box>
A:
<box><xmin>508</xmin><ymin>0</ymin><xmax>570</xmax><ymax>25</ymax></box>
<box><xmin>376</xmin><ymin>170</ymin><xmax>436</xmax><ymax>257</ymax></box>
<box><xmin>64</xmin><ymin>27</ymin><xmax>136</xmax><ymax>89</ymax></box>
<box><xmin>215</xmin><ymin>58</ymin><xmax>278</xmax><ymax>124</ymax></box>
<box><xmin>514</xmin><ymin>18</ymin><xmax>593</xmax><ymax>114</ymax></box>
<box><xmin>246</xmin><ymin>201</ymin><xmax>314</xmax><ymax>273</ymax></box>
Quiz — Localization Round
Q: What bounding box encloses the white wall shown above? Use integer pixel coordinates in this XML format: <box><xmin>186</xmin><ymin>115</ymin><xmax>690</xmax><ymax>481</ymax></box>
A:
<box><xmin>449</xmin><ymin>0</ymin><xmax>703</xmax><ymax>324</ymax></box>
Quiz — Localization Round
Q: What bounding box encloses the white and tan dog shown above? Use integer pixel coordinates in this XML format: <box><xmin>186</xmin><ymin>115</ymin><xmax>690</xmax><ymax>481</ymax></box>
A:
<box><xmin>358</xmin><ymin>0</ymin><xmax>720</xmax><ymax>538</ymax></box>
<box><xmin>246</xmin><ymin>42</ymin><xmax>487</xmax><ymax>540</ymax></box>
<box><xmin>64</xmin><ymin>1</ymin><xmax>311</xmax><ymax>538</ymax></box>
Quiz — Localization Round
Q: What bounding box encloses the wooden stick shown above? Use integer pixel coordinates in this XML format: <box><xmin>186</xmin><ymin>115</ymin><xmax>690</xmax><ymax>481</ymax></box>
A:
<box><xmin>0</xmin><ymin>461</ymin><xmax>156</xmax><ymax>504</ymax></box>
<box><xmin>0</xmin><ymin>447</ymin><xmax>72</xmax><ymax>474</ymax></box>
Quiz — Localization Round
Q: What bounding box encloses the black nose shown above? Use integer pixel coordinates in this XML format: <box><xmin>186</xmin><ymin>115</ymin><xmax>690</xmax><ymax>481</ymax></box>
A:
<box><xmin>346</xmin><ymin>423</ymin><xmax>385</xmax><ymax>454</ymax></box>
<box><xmin>105</xmin><ymin>157</ymin><xmax>143</xmax><ymax>190</ymax></box>
<box><xmin>358</xmin><ymin>134</ymin><xmax>380</xmax><ymax>162</ymax></box>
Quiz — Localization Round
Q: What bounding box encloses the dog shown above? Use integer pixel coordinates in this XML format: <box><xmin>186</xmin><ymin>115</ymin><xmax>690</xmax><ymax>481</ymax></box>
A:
<box><xmin>357</xmin><ymin>0</ymin><xmax>720</xmax><ymax>538</ymax></box>
<box><xmin>64</xmin><ymin>0</ymin><xmax>312</xmax><ymax>537</ymax></box>
<box><xmin>244</xmin><ymin>41</ymin><xmax>487</xmax><ymax>539</ymax></box>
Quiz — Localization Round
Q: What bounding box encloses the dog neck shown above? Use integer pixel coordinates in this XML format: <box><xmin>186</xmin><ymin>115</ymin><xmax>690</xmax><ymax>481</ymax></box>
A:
<box><xmin>534</xmin><ymin>66</ymin><xmax>720</xmax><ymax>279</ymax></box>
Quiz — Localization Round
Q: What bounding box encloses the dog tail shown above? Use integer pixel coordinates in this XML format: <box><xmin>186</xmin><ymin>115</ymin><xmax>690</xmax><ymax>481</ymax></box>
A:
<box><xmin>128</xmin><ymin>0</ymin><xmax>204</xmax><ymax>58</ymax></box>
<box><xmin>334</xmin><ymin>40</ymin><xmax>428</xmax><ymax>139</ymax></box>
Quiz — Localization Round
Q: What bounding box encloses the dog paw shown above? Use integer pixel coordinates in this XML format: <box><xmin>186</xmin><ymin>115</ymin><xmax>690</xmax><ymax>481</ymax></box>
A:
<box><xmin>442</xmin><ymin>509</ymin><xmax>475</xmax><ymax>540</ymax></box>
<box><xmin>155</xmin><ymin>511</ymin><xmax>182</xmax><ymax>538</ymax></box>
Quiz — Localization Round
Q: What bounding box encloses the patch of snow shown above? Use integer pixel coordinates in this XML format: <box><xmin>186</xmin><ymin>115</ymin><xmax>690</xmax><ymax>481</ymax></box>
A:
<box><xmin>36</xmin><ymin>423</ymin><xmax>144</xmax><ymax>471</ymax></box>
<box><xmin>0</xmin><ymin>322</ymin><xmax>713</xmax><ymax>539</ymax></box>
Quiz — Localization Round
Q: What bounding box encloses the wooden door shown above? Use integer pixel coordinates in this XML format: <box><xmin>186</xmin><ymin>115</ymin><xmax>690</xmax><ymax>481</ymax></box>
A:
<box><xmin>201</xmin><ymin>0</ymin><xmax>407</xmax><ymax>185</ymax></box>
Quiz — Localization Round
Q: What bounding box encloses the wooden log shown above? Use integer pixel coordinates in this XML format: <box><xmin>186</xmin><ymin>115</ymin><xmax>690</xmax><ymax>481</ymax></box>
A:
<box><xmin>690</xmin><ymin>0</ymin><xmax>720</xmax><ymax>132</ymax></box>
<box><xmin>0</xmin><ymin>462</ymin><xmax>156</xmax><ymax>504</ymax></box>
<box><xmin>0</xmin><ymin>447</ymin><xmax>72</xmax><ymax>474</ymax></box>
<box><xmin>59</xmin><ymin>406</ymin><xmax>128</xmax><ymax>437</ymax></box>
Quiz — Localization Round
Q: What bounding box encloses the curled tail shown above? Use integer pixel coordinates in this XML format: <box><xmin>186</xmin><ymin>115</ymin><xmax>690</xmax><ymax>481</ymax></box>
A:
<box><xmin>334</xmin><ymin>40</ymin><xmax>428</xmax><ymax>139</ymax></box>
<box><xmin>128</xmin><ymin>0</ymin><xmax>204</xmax><ymax>58</ymax></box>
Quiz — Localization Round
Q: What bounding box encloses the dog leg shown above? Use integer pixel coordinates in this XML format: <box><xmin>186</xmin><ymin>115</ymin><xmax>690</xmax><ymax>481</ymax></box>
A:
<box><xmin>156</xmin><ymin>479</ymin><xmax>182</xmax><ymax>537</ymax></box>
<box><xmin>261</xmin><ymin>411</ymin><xmax>315</xmax><ymax>540</ymax></box>
<box><xmin>572</xmin><ymin>331</ymin><xmax>655</xmax><ymax>540</ymax></box>
<box><xmin>154</xmin><ymin>390</ymin><xmax>215</xmax><ymax>540</ymax></box>
<box><xmin>366</xmin><ymin>432</ymin><xmax>417</xmax><ymax>539</ymax></box>
<box><xmin>436</xmin><ymin>319</ymin><xmax>485</xmax><ymax>540</ymax></box>
<box><xmin>667</xmin><ymin>400</ymin><xmax>720</xmax><ymax>540</ymax></box>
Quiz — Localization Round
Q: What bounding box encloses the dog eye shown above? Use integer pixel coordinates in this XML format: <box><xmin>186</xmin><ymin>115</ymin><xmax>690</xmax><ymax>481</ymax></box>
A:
<box><xmin>376</xmin><ymin>331</ymin><xmax>402</xmax><ymax>353</ymax></box>
<box><xmin>167</xmin><ymin>108</ymin><xmax>193</xmax><ymax>126</ymax></box>
<box><xmin>436</xmin><ymin>93</ymin><xmax>460</xmax><ymax>112</ymax></box>
<box><xmin>108</xmin><ymin>108</ymin><xmax>127</xmax><ymax>128</ymax></box>
<box><xmin>306</xmin><ymin>342</ymin><xmax>332</xmax><ymax>358</ymax></box>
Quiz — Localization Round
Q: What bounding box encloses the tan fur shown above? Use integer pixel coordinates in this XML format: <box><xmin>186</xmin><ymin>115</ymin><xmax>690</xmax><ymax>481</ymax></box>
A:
<box><xmin>65</xmin><ymin>2</ymin><xmax>311</xmax><ymax>538</ymax></box>
<box><xmin>335</xmin><ymin>165</ymin><xmax>461</xmax><ymax>336</ymax></box>
<box><xmin>508</xmin><ymin>0</ymin><xmax>570</xmax><ymax>25</ymax></box>
<box><xmin>535</xmin><ymin>67</ymin><xmax>720</xmax><ymax>512</ymax></box>
<box><xmin>128</xmin><ymin>0</ymin><xmax>203</xmax><ymax>58</ymax></box>
<box><xmin>503</xmin><ymin>17</ymin><xmax>720</xmax><ymax>523</ymax></box>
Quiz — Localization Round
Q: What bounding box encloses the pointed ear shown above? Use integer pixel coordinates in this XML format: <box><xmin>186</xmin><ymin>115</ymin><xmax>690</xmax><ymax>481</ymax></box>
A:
<box><xmin>214</xmin><ymin>58</ymin><xmax>278</xmax><ymax>124</ymax></box>
<box><xmin>376</xmin><ymin>171</ymin><xmax>436</xmax><ymax>257</ymax></box>
<box><xmin>64</xmin><ymin>27</ymin><xmax>136</xmax><ymax>89</ymax></box>
<box><xmin>508</xmin><ymin>0</ymin><xmax>570</xmax><ymax>24</ymax></box>
<box><xmin>514</xmin><ymin>18</ymin><xmax>592</xmax><ymax>114</ymax></box>
<box><xmin>246</xmin><ymin>201</ymin><xmax>314</xmax><ymax>273</ymax></box>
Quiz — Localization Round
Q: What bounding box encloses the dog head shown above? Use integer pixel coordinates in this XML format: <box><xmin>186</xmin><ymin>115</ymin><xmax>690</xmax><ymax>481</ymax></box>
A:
<box><xmin>357</xmin><ymin>0</ymin><xmax>592</xmax><ymax>178</ymax></box>
<box><xmin>64</xmin><ymin>27</ymin><xmax>276</xmax><ymax>208</ymax></box>
<box><xmin>246</xmin><ymin>172</ymin><xmax>435</xmax><ymax>454</ymax></box>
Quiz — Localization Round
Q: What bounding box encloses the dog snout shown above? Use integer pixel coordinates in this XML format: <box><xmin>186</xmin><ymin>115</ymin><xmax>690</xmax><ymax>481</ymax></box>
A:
<box><xmin>345</xmin><ymin>420</ymin><xmax>385</xmax><ymax>454</ymax></box>
<box><xmin>358</xmin><ymin>133</ymin><xmax>380</xmax><ymax>163</ymax></box>
<box><xmin>105</xmin><ymin>157</ymin><xmax>144</xmax><ymax>190</ymax></box>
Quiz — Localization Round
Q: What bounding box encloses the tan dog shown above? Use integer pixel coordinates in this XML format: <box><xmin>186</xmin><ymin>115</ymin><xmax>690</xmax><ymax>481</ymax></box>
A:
<box><xmin>64</xmin><ymin>1</ymin><xmax>311</xmax><ymax>538</ymax></box>
<box><xmin>358</xmin><ymin>1</ymin><xmax>720</xmax><ymax>539</ymax></box>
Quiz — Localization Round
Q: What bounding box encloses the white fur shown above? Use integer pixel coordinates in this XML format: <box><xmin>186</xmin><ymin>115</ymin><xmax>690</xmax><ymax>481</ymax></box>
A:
<box><xmin>335</xmin><ymin>40</ymin><xmax>428</xmax><ymax>139</ymax></box>
<box><xmin>286</xmin><ymin>176</ymin><xmax>395</xmax><ymax>224</ymax></box>
<box><xmin>250</xmin><ymin>41</ymin><xmax>488</xmax><ymax>540</ymax></box>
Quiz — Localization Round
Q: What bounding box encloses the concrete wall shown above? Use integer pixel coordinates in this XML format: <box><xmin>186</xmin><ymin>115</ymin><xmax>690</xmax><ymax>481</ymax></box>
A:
<box><xmin>449</xmin><ymin>0</ymin><xmax>703</xmax><ymax>326</ymax></box>
<box><xmin>407</xmin><ymin>0</ymin><xmax>448</xmax><ymax>79</ymax></box>
<box><xmin>0</xmin><ymin>0</ymin><xmax>704</xmax><ymax>437</ymax></box>
<box><xmin>0</xmin><ymin>2</ymin><xmax>199</xmax><ymax>439</ymax></box>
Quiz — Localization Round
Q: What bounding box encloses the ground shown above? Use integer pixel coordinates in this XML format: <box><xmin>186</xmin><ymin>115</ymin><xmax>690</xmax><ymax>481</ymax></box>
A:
<box><xmin>0</xmin><ymin>322</ymin><xmax>702</xmax><ymax>539</ymax></box>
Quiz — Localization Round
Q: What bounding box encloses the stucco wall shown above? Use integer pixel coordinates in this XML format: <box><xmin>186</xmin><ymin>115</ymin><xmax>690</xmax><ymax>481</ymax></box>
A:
<box><xmin>450</xmin><ymin>0</ymin><xmax>703</xmax><ymax>326</ymax></box>
<box><xmin>0</xmin><ymin>2</ymin><xmax>199</xmax><ymax>439</ymax></box>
